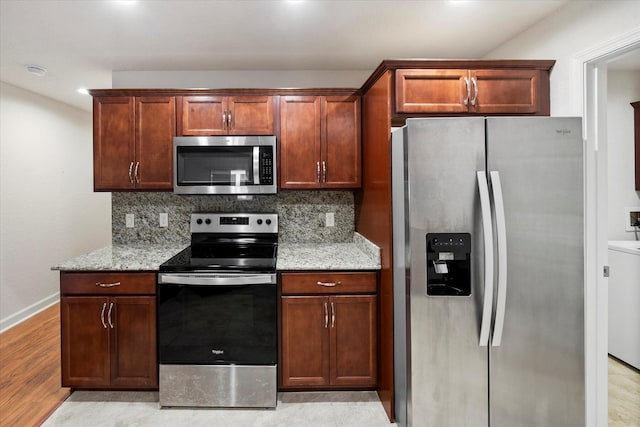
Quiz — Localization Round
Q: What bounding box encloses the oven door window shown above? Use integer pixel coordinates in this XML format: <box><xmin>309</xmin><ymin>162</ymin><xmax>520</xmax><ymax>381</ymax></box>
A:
<box><xmin>159</xmin><ymin>283</ymin><xmax>276</xmax><ymax>365</ymax></box>
<box><xmin>176</xmin><ymin>146</ymin><xmax>255</xmax><ymax>186</ymax></box>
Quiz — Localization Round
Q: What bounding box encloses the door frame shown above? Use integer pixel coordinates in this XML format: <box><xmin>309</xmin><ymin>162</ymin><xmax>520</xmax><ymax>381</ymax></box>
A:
<box><xmin>574</xmin><ymin>27</ymin><xmax>640</xmax><ymax>427</ymax></box>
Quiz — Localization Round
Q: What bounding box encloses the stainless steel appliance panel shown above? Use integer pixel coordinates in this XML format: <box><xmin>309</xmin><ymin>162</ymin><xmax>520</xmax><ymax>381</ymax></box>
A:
<box><xmin>486</xmin><ymin>117</ymin><xmax>584</xmax><ymax>427</ymax></box>
<box><xmin>159</xmin><ymin>364</ymin><xmax>277</xmax><ymax>408</ymax></box>
<box><xmin>400</xmin><ymin>117</ymin><xmax>488</xmax><ymax>427</ymax></box>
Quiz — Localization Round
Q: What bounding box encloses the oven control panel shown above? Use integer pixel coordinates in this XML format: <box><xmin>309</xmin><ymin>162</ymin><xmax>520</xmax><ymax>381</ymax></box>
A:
<box><xmin>191</xmin><ymin>213</ymin><xmax>278</xmax><ymax>234</ymax></box>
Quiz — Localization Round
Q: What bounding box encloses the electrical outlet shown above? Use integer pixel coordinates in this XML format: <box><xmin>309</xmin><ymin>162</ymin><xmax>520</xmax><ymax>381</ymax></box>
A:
<box><xmin>159</xmin><ymin>213</ymin><xmax>168</xmax><ymax>228</ymax></box>
<box><xmin>326</xmin><ymin>212</ymin><xmax>335</xmax><ymax>227</ymax></box>
<box><xmin>625</xmin><ymin>207</ymin><xmax>640</xmax><ymax>231</ymax></box>
<box><xmin>125</xmin><ymin>213</ymin><xmax>134</xmax><ymax>228</ymax></box>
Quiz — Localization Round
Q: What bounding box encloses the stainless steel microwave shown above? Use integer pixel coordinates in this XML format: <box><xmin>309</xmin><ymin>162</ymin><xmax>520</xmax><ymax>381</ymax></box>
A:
<box><xmin>174</xmin><ymin>135</ymin><xmax>276</xmax><ymax>195</ymax></box>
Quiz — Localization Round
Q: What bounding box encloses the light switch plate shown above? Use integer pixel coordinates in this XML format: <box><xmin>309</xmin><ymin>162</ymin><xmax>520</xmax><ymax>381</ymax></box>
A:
<box><xmin>326</xmin><ymin>212</ymin><xmax>335</xmax><ymax>227</ymax></box>
<box><xmin>159</xmin><ymin>213</ymin><xmax>168</xmax><ymax>227</ymax></box>
<box><xmin>125</xmin><ymin>213</ymin><xmax>134</xmax><ymax>228</ymax></box>
<box><xmin>624</xmin><ymin>207</ymin><xmax>640</xmax><ymax>231</ymax></box>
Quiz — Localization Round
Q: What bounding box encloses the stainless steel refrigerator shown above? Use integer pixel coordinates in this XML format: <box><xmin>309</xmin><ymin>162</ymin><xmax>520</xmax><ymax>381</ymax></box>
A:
<box><xmin>392</xmin><ymin>117</ymin><xmax>584</xmax><ymax>427</ymax></box>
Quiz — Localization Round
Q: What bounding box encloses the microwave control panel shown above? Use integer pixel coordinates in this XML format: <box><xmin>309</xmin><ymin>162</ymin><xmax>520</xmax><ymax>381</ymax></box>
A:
<box><xmin>260</xmin><ymin>148</ymin><xmax>274</xmax><ymax>185</ymax></box>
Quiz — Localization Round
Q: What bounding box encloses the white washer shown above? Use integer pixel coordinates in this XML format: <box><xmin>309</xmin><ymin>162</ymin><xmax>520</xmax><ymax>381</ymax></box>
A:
<box><xmin>608</xmin><ymin>240</ymin><xmax>640</xmax><ymax>369</ymax></box>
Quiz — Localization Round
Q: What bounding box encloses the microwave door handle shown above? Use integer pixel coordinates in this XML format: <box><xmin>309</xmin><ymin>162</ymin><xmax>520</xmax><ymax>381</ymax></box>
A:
<box><xmin>253</xmin><ymin>146</ymin><xmax>260</xmax><ymax>184</ymax></box>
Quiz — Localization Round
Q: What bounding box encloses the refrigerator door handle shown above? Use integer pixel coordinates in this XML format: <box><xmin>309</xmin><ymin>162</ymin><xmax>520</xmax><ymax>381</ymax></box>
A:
<box><xmin>477</xmin><ymin>171</ymin><xmax>494</xmax><ymax>347</ymax></box>
<box><xmin>490</xmin><ymin>171</ymin><xmax>508</xmax><ymax>347</ymax></box>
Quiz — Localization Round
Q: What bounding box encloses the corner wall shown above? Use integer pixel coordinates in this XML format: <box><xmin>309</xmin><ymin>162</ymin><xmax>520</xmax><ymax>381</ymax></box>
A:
<box><xmin>483</xmin><ymin>0</ymin><xmax>640</xmax><ymax>116</ymax></box>
<box><xmin>0</xmin><ymin>82</ymin><xmax>111</xmax><ymax>331</ymax></box>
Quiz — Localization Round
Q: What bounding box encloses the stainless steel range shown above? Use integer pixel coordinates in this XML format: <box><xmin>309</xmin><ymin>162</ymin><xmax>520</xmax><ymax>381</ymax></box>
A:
<box><xmin>157</xmin><ymin>213</ymin><xmax>278</xmax><ymax>408</ymax></box>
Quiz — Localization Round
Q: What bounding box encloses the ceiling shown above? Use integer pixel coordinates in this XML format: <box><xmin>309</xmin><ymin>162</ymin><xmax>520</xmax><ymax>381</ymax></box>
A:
<box><xmin>0</xmin><ymin>0</ymin><xmax>574</xmax><ymax>112</ymax></box>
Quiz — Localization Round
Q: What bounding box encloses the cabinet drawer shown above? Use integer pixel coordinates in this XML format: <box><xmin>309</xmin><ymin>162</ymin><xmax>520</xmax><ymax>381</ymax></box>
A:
<box><xmin>281</xmin><ymin>272</ymin><xmax>376</xmax><ymax>295</ymax></box>
<box><xmin>60</xmin><ymin>272</ymin><xmax>156</xmax><ymax>295</ymax></box>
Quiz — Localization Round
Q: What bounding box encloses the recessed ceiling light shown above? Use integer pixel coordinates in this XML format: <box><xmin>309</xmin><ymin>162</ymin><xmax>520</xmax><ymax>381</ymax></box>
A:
<box><xmin>25</xmin><ymin>64</ymin><xmax>47</xmax><ymax>77</ymax></box>
<box><xmin>77</xmin><ymin>88</ymin><xmax>90</xmax><ymax>95</ymax></box>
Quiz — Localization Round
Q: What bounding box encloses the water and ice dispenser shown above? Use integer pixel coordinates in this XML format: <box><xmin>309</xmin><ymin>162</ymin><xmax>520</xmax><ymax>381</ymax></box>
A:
<box><xmin>426</xmin><ymin>233</ymin><xmax>471</xmax><ymax>296</ymax></box>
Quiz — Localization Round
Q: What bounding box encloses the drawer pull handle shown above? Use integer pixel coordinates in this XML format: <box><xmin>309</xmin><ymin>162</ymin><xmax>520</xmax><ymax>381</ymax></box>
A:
<box><xmin>96</xmin><ymin>282</ymin><xmax>121</xmax><ymax>288</ymax></box>
<box><xmin>316</xmin><ymin>281</ymin><xmax>341</xmax><ymax>287</ymax></box>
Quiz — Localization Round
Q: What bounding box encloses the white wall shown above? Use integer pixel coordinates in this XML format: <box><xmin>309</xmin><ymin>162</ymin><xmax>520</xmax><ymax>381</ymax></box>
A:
<box><xmin>0</xmin><ymin>82</ymin><xmax>111</xmax><ymax>331</ymax></box>
<box><xmin>607</xmin><ymin>70</ymin><xmax>640</xmax><ymax>240</ymax></box>
<box><xmin>483</xmin><ymin>0</ymin><xmax>640</xmax><ymax>116</ymax></box>
<box><xmin>113</xmin><ymin>70</ymin><xmax>371</xmax><ymax>89</ymax></box>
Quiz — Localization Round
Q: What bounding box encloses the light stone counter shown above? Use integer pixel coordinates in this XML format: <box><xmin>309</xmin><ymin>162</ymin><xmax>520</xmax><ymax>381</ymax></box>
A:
<box><xmin>51</xmin><ymin>244</ymin><xmax>188</xmax><ymax>271</ymax></box>
<box><xmin>277</xmin><ymin>233</ymin><xmax>380</xmax><ymax>271</ymax></box>
<box><xmin>52</xmin><ymin>233</ymin><xmax>380</xmax><ymax>272</ymax></box>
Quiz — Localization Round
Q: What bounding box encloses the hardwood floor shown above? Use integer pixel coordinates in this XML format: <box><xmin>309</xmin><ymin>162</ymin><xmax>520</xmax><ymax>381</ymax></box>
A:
<box><xmin>1</xmin><ymin>304</ymin><xmax>639</xmax><ymax>426</ymax></box>
<box><xmin>0</xmin><ymin>304</ymin><xmax>70</xmax><ymax>427</ymax></box>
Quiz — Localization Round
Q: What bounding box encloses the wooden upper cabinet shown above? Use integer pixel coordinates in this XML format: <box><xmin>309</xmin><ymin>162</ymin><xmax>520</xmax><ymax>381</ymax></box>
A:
<box><xmin>395</xmin><ymin>67</ymin><xmax>549</xmax><ymax>116</ymax></box>
<box><xmin>280</xmin><ymin>95</ymin><xmax>361</xmax><ymax>189</ymax></box>
<box><xmin>395</xmin><ymin>69</ymin><xmax>469</xmax><ymax>114</ymax></box>
<box><xmin>135</xmin><ymin>97</ymin><xmax>175</xmax><ymax>190</ymax></box>
<box><xmin>93</xmin><ymin>96</ymin><xmax>135</xmax><ymax>190</ymax></box>
<box><xmin>280</xmin><ymin>96</ymin><xmax>322</xmax><ymax>188</ymax></box>
<box><xmin>93</xmin><ymin>95</ymin><xmax>175</xmax><ymax>191</ymax></box>
<box><xmin>322</xmin><ymin>96</ymin><xmax>361</xmax><ymax>188</ymax></box>
<box><xmin>228</xmin><ymin>96</ymin><xmax>275</xmax><ymax>135</ymax></box>
<box><xmin>180</xmin><ymin>96</ymin><xmax>226</xmax><ymax>135</ymax></box>
<box><xmin>180</xmin><ymin>95</ymin><xmax>274</xmax><ymax>135</ymax></box>
<box><xmin>470</xmin><ymin>69</ymin><xmax>542</xmax><ymax>114</ymax></box>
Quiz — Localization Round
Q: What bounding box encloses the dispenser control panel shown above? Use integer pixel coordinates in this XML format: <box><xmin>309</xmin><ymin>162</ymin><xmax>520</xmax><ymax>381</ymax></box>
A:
<box><xmin>426</xmin><ymin>233</ymin><xmax>471</xmax><ymax>296</ymax></box>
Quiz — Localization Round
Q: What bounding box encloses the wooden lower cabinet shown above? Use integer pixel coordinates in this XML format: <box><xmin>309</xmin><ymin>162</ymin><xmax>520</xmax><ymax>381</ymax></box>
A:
<box><xmin>280</xmin><ymin>272</ymin><xmax>377</xmax><ymax>389</ymax></box>
<box><xmin>60</xmin><ymin>272</ymin><xmax>157</xmax><ymax>389</ymax></box>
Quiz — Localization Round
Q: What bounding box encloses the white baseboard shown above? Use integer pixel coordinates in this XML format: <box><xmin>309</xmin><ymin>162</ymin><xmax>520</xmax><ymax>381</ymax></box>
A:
<box><xmin>0</xmin><ymin>293</ymin><xmax>60</xmax><ymax>333</ymax></box>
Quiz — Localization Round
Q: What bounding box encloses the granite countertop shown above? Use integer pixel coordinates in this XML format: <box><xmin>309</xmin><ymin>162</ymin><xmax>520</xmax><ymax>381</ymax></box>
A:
<box><xmin>52</xmin><ymin>233</ymin><xmax>381</xmax><ymax>272</ymax></box>
<box><xmin>276</xmin><ymin>243</ymin><xmax>379</xmax><ymax>270</ymax></box>
<box><xmin>277</xmin><ymin>233</ymin><xmax>380</xmax><ymax>270</ymax></box>
<box><xmin>51</xmin><ymin>244</ymin><xmax>189</xmax><ymax>271</ymax></box>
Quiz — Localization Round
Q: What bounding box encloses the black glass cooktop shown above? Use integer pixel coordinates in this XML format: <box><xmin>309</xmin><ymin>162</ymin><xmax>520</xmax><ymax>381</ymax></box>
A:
<box><xmin>159</xmin><ymin>244</ymin><xmax>277</xmax><ymax>273</ymax></box>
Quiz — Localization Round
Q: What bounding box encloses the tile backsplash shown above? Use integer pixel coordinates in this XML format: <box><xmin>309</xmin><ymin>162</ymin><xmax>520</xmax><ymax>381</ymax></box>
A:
<box><xmin>112</xmin><ymin>191</ymin><xmax>354</xmax><ymax>245</ymax></box>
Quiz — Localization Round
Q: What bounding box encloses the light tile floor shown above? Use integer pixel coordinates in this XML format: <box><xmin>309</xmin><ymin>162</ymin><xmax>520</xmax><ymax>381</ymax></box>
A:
<box><xmin>608</xmin><ymin>356</ymin><xmax>640</xmax><ymax>427</ymax></box>
<box><xmin>42</xmin><ymin>359</ymin><xmax>640</xmax><ymax>426</ymax></box>
<box><xmin>42</xmin><ymin>391</ymin><xmax>395</xmax><ymax>427</ymax></box>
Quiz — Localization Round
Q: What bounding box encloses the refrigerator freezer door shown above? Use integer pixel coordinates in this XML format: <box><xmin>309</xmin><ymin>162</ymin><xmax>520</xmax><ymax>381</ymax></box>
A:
<box><xmin>486</xmin><ymin>117</ymin><xmax>585</xmax><ymax>427</ymax></box>
<box><xmin>396</xmin><ymin>117</ymin><xmax>489</xmax><ymax>427</ymax></box>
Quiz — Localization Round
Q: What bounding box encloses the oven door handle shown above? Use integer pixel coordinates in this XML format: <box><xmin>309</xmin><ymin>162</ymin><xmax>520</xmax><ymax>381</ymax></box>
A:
<box><xmin>158</xmin><ymin>273</ymin><xmax>276</xmax><ymax>286</ymax></box>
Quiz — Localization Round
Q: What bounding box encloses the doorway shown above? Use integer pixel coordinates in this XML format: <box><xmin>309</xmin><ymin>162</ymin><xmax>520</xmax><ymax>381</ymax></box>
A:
<box><xmin>579</xmin><ymin>29</ymin><xmax>640</xmax><ymax>427</ymax></box>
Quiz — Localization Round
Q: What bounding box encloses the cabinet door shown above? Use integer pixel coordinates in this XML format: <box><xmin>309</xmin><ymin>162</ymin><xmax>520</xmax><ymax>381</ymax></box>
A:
<box><xmin>181</xmin><ymin>96</ymin><xmax>227</xmax><ymax>135</ymax></box>
<box><xmin>93</xmin><ymin>97</ymin><xmax>135</xmax><ymax>190</ymax></box>
<box><xmin>470</xmin><ymin>69</ymin><xmax>544</xmax><ymax>114</ymax></box>
<box><xmin>330</xmin><ymin>295</ymin><xmax>377</xmax><ymax>387</ymax></box>
<box><xmin>322</xmin><ymin>96</ymin><xmax>361</xmax><ymax>188</ymax></box>
<box><xmin>61</xmin><ymin>297</ymin><xmax>110</xmax><ymax>387</ymax></box>
<box><xmin>395</xmin><ymin>69</ymin><xmax>469</xmax><ymax>114</ymax></box>
<box><xmin>110</xmin><ymin>296</ymin><xmax>158</xmax><ymax>388</ymax></box>
<box><xmin>279</xmin><ymin>96</ymin><xmax>321</xmax><ymax>189</ymax></box>
<box><xmin>228</xmin><ymin>96</ymin><xmax>274</xmax><ymax>135</ymax></box>
<box><xmin>280</xmin><ymin>296</ymin><xmax>330</xmax><ymax>387</ymax></box>
<box><xmin>135</xmin><ymin>97</ymin><xmax>175</xmax><ymax>190</ymax></box>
